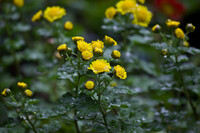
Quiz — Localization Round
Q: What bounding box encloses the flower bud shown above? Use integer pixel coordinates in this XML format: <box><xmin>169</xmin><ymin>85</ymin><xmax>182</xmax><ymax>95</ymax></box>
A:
<box><xmin>81</xmin><ymin>51</ymin><xmax>93</xmax><ymax>60</ymax></box>
<box><xmin>64</xmin><ymin>21</ymin><xmax>73</xmax><ymax>30</ymax></box>
<box><xmin>162</xmin><ymin>49</ymin><xmax>168</xmax><ymax>55</ymax></box>
<box><xmin>186</xmin><ymin>23</ymin><xmax>195</xmax><ymax>33</ymax></box>
<box><xmin>183</xmin><ymin>41</ymin><xmax>189</xmax><ymax>47</ymax></box>
<box><xmin>72</xmin><ymin>36</ymin><xmax>84</xmax><ymax>44</ymax></box>
<box><xmin>111</xmin><ymin>50</ymin><xmax>121</xmax><ymax>59</ymax></box>
<box><xmin>17</xmin><ymin>82</ymin><xmax>27</xmax><ymax>89</ymax></box>
<box><xmin>1</xmin><ymin>88</ymin><xmax>11</xmax><ymax>96</ymax></box>
<box><xmin>174</xmin><ymin>28</ymin><xmax>185</xmax><ymax>39</ymax></box>
<box><xmin>104</xmin><ymin>35</ymin><xmax>117</xmax><ymax>46</ymax></box>
<box><xmin>94</xmin><ymin>48</ymin><xmax>103</xmax><ymax>56</ymax></box>
<box><xmin>152</xmin><ymin>24</ymin><xmax>161</xmax><ymax>33</ymax></box>
<box><xmin>85</xmin><ymin>81</ymin><xmax>95</xmax><ymax>90</ymax></box>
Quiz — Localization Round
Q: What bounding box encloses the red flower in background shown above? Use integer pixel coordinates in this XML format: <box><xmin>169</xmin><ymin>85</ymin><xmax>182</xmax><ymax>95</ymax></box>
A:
<box><xmin>154</xmin><ymin>0</ymin><xmax>185</xmax><ymax>20</ymax></box>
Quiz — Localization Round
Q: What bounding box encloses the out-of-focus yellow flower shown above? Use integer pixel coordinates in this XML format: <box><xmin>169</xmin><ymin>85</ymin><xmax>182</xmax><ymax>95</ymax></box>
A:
<box><xmin>81</xmin><ymin>51</ymin><xmax>93</xmax><ymax>60</ymax></box>
<box><xmin>88</xmin><ymin>59</ymin><xmax>111</xmax><ymax>74</ymax></box>
<box><xmin>110</xmin><ymin>81</ymin><xmax>117</xmax><ymax>87</ymax></box>
<box><xmin>104</xmin><ymin>35</ymin><xmax>117</xmax><ymax>46</ymax></box>
<box><xmin>85</xmin><ymin>81</ymin><xmax>95</xmax><ymax>90</ymax></box>
<box><xmin>105</xmin><ymin>6</ymin><xmax>117</xmax><ymax>19</ymax></box>
<box><xmin>72</xmin><ymin>36</ymin><xmax>84</xmax><ymax>43</ymax></box>
<box><xmin>94</xmin><ymin>48</ymin><xmax>103</xmax><ymax>55</ymax></box>
<box><xmin>32</xmin><ymin>10</ymin><xmax>43</xmax><ymax>22</ymax></box>
<box><xmin>44</xmin><ymin>6</ymin><xmax>66</xmax><ymax>23</ymax></box>
<box><xmin>166</xmin><ymin>19</ymin><xmax>180</xmax><ymax>28</ymax></box>
<box><xmin>186</xmin><ymin>23</ymin><xmax>195</xmax><ymax>32</ymax></box>
<box><xmin>175</xmin><ymin>28</ymin><xmax>185</xmax><ymax>39</ymax></box>
<box><xmin>77</xmin><ymin>41</ymin><xmax>93</xmax><ymax>52</ymax></box>
<box><xmin>137</xmin><ymin>0</ymin><xmax>145</xmax><ymax>4</ymax></box>
<box><xmin>13</xmin><ymin>0</ymin><xmax>24</xmax><ymax>7</ymax></box>
<box><xmin>91</xmin><ymin>40</ymin><xmax>104</xmax><ymax>50</ymax></box>
<box><xmin>17</xmin><ymin>82</ymin><xmax>27</xmax><ymax>89</ymax></box>
<box><xmin>116</xmin><ymin>0</ymin><xmax>136</xmax><ymax>15</ymax></box>
<box><xmin>162</xmin><ymin>49</ymin><xmax>168</xmax><ymax>55</ymax></box>
<box><xmin>183</xmin><ymin>41</ymin><xmax>189</xmax><ymax>47</ymax></box>
<box><xmin>1</xmin><ymin>88</ymin><xmax>10</xmax><ymax>96</ymax></box>
<box><xmin>24</xmin><ymin>89</ymin><xmax>32</xmax><ymax>97</ymax></box>
<box><xmin>114</xmin><ymin>65</ymin><xmax>127</xmax><ymax>79</ymax></box>
<box><xmin>152</xmin><ymin>24</ymin><xmax>161</xmax><ymax>33</ymax></box>
<box><xmin>64</xmin><ymin>21</ymin><xmax>73</xmax><ymax>30</ymax></box>
<box><xmin>112</xmin><ymin>50</ymin><xmax>121</xmax><ymax>59</ymax></box>
<box><xmin>132</xmin><ymin>5</ymin><xmax>152</xmax><ymax>27</ymax></box>
<box><xmin>57</xmin><ymin>44</ymin><xmax>68</xmax><ymax>52</ymax></box>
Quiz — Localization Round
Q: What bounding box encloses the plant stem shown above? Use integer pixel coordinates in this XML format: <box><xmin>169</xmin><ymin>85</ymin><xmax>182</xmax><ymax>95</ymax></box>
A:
<box><xmin>25</xmin><ymin>113</ymin><xmax>38</xmax><ymax>133</ymax></box>
<box><xmin>175</xmin><ymin>55</ymin><xmax>198</xmax><ymax>120</ymax></box>
<box><xmin>97</xmin><ymin>74</ymin><xmax>111</xmax><ymax>133</ymax></box>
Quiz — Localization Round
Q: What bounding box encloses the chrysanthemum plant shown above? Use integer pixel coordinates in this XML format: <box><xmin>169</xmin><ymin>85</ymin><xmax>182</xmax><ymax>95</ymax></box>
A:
<box><xmin>57</xmin><ymin>36</ymin><xmax>145</xmax><ymax>132</ymax></box>
<box><xmin>150</xmin><ymin>20</ymin><xmax>200</xmax><ymax>131</ymax></box>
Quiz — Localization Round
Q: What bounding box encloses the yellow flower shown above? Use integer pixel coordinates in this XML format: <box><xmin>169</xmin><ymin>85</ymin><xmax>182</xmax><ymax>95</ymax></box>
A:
<box><xmin>175</xmin><ymin>28</ymin><xmax>185</xmax><ymax>39</ymax></box>
<box><xmin>17</xmin><ymin>82</ymin><xmax>27</xmax><ymax>89</ymax></box>
<box><xmin>44</xmin><ymin>6</ymin><xmax>66</xmax><ymax>23</ymax></box>
<box><xmin>166</xmin><ymin>19</ymin><xmax>180</xmax><ymax>28</ymax></box>
<box><xmin>24</xmin><ymin>89</ymin><xmax>33</xmax><ymax>97</ymax></box>
<box><xmin>1</xmin><ymin>88</ymin><xmax>10</xmax><ymax>96</ymax></box>
<box><xmin>183</xmin><ymin>41</ymin><xmax>189</xmax><ymax>47</ymax></box>
<box><xmin>112</xmin><ymin>50</ymin><xmax>121</xmax><ymax>59</ymax></box>
<box><xmin>152</xmin><ymin>24</ymin><xmax>161</xmax><ymax>33</ymax></box>
<box><xmin>137</xmin><ymin>0</ymin><xmax>145</xmax><ymax>4</ymax></box>
<box><xmin>32</xmin><ymin>10</ymin><xmax>43</xmax><ymax>22</ymax></box>
<box><xmin>114</xmin><ymin>65</ymin><xmax>127</xmax><ymax>79</ymax></box>
<box><xmin>104</xmin><ymin>35</ymin><xmax>117</xmax><ymax>46</ymax></box>
<box><xmin>88</xmin><ymin>59</ymin><xmax>111</xmax><ymax>74</ymax></box>
<box><xmin>105</xmin><ymin>6</ymin><xmax>117</xmax><ymax>19</ymax></box>
<box><xmin>77</xmin><ymin>40</ymin><xmax>93</xmax><ymax>52</ymax></box>
<box><xmin>85</xmin><ymin>81</ymin><xmax>95</xmax><ymax>90</ymax></box>
<box><xmin>116</xmin><ymin>0</ymin><xmax>136</xmax><ymax>15</ymax></box>
<box><xmin>72</xmin><ymin>36</ymin><xmax>84</xmax><ymax>43</ymax></box>
<box><xmin>94</xmin><ymin>48</ymin><xmax>103</xmax><ymax>55</ymax></box>
<box><xmin>132</xmin><ymin>5</ymin><xmax>152</xmax><ymax>27</ymax></box>
<box><xmin>91</xmin><ymin>40</ymin><xmax>104</xmax><ymax>50</ymax></box>
<box><xmin>13</xmin><ymin>0</ymin><xmax>24</xmax><ymax>7</ymax></box>
<box><xmin>81</xmin><ymin>51</ymin><xmax>93</xmax><ymax>60</ymax></box>
<box><xmin>57</xmin><ymin>44</ymin><xmax>68</xmax><ymax>52</ymax></box>
<box><xmin>64</xmin><ymin>21</ymin><xmax>73</xmax><ymax>30</ymax></box>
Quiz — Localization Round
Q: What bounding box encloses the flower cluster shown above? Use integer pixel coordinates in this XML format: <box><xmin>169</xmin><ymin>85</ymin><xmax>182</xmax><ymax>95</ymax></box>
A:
<box><xmin>105</xmin><ymin>0</ymin><xmax>152</xmax><ymax>27</ymax></box>
<box><xmin>2</xmin><ymin>82</ymin><xmax>33</xmax><ymax>97</ymax></box>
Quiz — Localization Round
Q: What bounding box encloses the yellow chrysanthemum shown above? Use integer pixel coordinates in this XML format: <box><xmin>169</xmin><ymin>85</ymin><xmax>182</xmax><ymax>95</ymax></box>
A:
<box><xmin>72</xmin><ymin>36</ymin><xmax>84</xmax><ymax>44</ymax></box>
<box><xmin>13</xmin><ymin>0</ymin><xmax>24</xmax><ymax>7</ymax></box>
<box><xmin>94</xmin><ymin>48</ymin><xmax>103</xmax><ymax>55</ymax></box>
<box><xmin>1</xmin><ymin>88</ymin><xmax>10</xmax><ymax>96</ymax></box>
<box><xmin>175</xmin><ymin>28</ymin><xmax>185</xmax><ymax>39</ymax></box>
<box><xmin>57</xmin><ymin>44</ymin><xmax>68</xmax><ymax>52</ymax></box>
<box><xmin>91</xmin><ymin>40</ymin><xmax>104</xmax><ymax>50</ymax></box>
<box><xmin>104</xmin><ymin>35</ymin><xmax>117</xmax><ymax>46</ymax></box>
<box><xmin>85</xmin><ymin>81</ymin><xmax>95</xmax><ymax>90</ymax></box>
<box><xmin>81</xmin><ymin>51</ymin><xmax>93</xmax><ymax>60</ymax></box>
<box><xmin>105</xmin><ymin>6</ymin><xmax>117</xmax><ymax>19</ymax></box>
<box><xmin>32</xmin><ymin>10</ymin><xmax>43</xmax><ymax>22</ymax></box>
<box><xmin>166</xmin><ymin>19</ymin><xmax>180</xmax><ymax>28</ymax></box>
<box><xmin>88</xmin><ymin>59</ymin><xmax>111</xmax><ymax>74</ymax></box>
<box><xmin>112</xmin><ymin>50</ymin><xmax>121</xmax><ymax>59</ymax></box>
<box><xmin>64</xmin><ymin>21</ymin><xmax>73</xmax><ymax>30</ymax></box>
<box><xmin>77</xmin><ymin>40</ymin><xmax>93</xmax><ymax>52</ymax></box>
<box><xmin>44</xmin><ymin>6</ymin><xmax>66</xmax><ymax>23</ymax></box>
<box><xmin>17</xmin><ymin>82</ymin><xmax>27</xmax><ymax>89</ymax></box>
<box><xmin>183</xmin><ymin>41</ymin><xmax>189</xmax><ymax>47</ymax></box>
<box><xmin>24</xmin><ymin>89</ymin><xmax>33</xmax><ymax>97</ymax></box>
<box><xmin>137</xmin><ymin>0</ymin><xmax>145</xmax><ymax>4</ymax></box>
<box><xmin>132</xmin><ymin>5</ymin><xmax>152</xmax><ymax>27</ymax></box>
<box><xmin>114</xmin><ymin>65</ymin><xmax>127</xmax><ymax>79</ymax></box>
<box><xmin>152</xmin><ymin>24</ymin><xmax>161</xmax><ymax>33</ymax></box>
<box><xmin>116</xmin><ymin>0</ymin><xmax>136</xmax><ymax>15</ymax></box>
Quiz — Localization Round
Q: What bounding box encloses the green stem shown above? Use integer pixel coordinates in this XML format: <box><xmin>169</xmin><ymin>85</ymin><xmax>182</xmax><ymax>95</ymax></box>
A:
<box><xmin>97</xmin><ymin>74</ymin><xmax>111</xmax><ymax>133</ymax></box>
<box><xmin>25</xmin><ymin>113</ymin><xmax>38</xmax><ymax>133</ymax></box>
<box><xmin>175</xmin><ymin>55</ymin><xmax>198</xmax><ymax>120</ymax></box>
